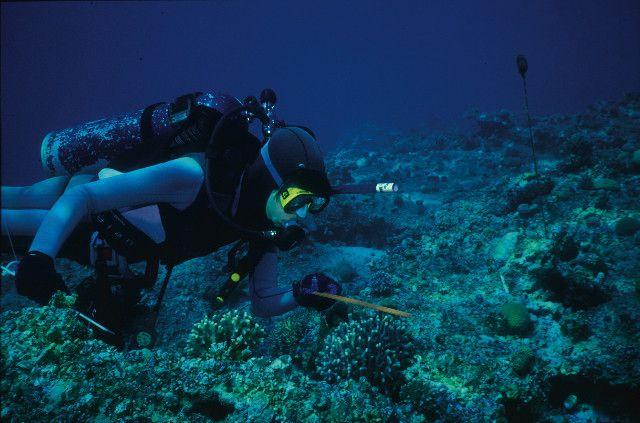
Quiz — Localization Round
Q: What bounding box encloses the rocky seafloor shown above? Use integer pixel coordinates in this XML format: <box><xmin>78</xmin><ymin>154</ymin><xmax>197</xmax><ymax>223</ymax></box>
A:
<box><xmin>1</xmin><ymin>93</ymin><xmax>639</xmax><ymax>422</ymax></box>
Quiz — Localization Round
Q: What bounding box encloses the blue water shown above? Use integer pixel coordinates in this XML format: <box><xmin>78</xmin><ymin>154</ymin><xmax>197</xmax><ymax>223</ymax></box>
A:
<box><xmin>1</xmin><ymin>2</ymin><xmax>639</xmax><ymax>422</ymax></box>
<box><xmin>2</xmin><ymin>0</ymin><xmax>639</xmax><ymax>184</ymax></box>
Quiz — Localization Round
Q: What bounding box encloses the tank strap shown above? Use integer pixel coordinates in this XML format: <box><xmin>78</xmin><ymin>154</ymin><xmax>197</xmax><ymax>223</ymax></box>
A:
<box><xmin>140</xmin><ymin>94</ymin><xmax>203</xmax><ymax>165</ymax></box>
<box><xmin>140</xmin><ymin>102</ymin><xmax>164</xmax><ymax>145</ymax></box>
<box><xmin>170</xmin><ymin>92</ymin><xmax>203</xmax><ymax>123</ymax></box>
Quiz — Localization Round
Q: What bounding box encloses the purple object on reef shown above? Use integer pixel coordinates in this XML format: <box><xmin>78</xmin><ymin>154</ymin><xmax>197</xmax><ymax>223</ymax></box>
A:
<box><xmin>40</xmin><ymin>92</ymin><xmax>241</xmax><ymax>176</ymax></box>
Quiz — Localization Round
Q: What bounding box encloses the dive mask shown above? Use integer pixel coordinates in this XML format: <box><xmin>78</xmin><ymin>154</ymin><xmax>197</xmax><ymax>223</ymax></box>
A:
<box><xmin>278</xmin><ymin>186</ymin><xmax>329</xmax><ymax>214</ymax></box>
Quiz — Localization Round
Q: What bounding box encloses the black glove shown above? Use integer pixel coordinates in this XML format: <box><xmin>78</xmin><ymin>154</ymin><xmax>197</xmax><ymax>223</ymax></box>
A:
<box><xmin>292</xmin><ymin>273</ymin><xmax>342</xmax><ymax>311</ymax></box>
<box><xmin>15</xmin><ymin>251</ymin><xmax>68</xmax><ymax>305</ymax></box>
<box><xmin>273</xmin><ymin>225</ymin><xmax>306</xmax><ymax>251</ymax></box>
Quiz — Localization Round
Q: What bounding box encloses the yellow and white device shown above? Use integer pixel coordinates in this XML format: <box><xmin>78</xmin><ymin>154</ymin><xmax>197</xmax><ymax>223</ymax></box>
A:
<box><xmin>331</xmin><ymin>182</ymin><xmax>399</xmax><ymax>195</ymax></box>
<box><xmin>375</xmin><ymin>182</ymin><xmax>398</xmax><ymax>193</ymax></box>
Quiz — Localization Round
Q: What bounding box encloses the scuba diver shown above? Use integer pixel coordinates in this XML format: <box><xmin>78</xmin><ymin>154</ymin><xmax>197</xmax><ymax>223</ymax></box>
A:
<box><xmin>1</xmin><ymin>89</ymin><xmax>397</xmax><ymax>345</ymax></box>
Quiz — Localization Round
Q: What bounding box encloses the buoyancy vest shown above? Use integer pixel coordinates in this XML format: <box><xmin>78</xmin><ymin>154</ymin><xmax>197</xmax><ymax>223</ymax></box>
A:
<box><xmin>156</xmin><ymin>183</ymin><xmax>242</xmax><ymax>266</ymax></box>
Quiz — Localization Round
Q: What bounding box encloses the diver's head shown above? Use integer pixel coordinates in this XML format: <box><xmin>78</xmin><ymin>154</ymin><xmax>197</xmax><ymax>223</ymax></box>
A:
<box><xmin>239</xmin><ymin>126</ymin><xmax>331</xmax><ymax>228</ymax></box>
<box><xmin>265</xmin><ymin>184</ymin><xmax>329</xmax><ymax>227</ymax></box>
<box><xmin>265</xmin><ymin>189</ymin><xmax>303</xmax><ymax>227</ymax></box>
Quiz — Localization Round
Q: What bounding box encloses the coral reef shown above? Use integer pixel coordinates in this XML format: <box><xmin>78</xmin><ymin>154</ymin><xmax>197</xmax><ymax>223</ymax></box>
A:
<box><xmin>2</xmin><ymin>92</ymin><xmax>640</xmax><ymax>421</ymax></box>
<box><xmin>560</xmin><ymin>134</ymin><xmax>594</xmax><ymax>172</ymax></box>
<box><xmin>499</xmin><ymin>302</ymin><xmax>532</xmax><ymax>336</ymax></box>
<box><xmin>267</xmin><ymin>308</ymin><xmax>323</xmax><ymax>370</ymax></box>
<box><xmin>510</xmin><ymin>346</ymin><xmax>536</xmax><ymax>376</ymax></box>
<box><xmin>185</xmin><ymin>310</ymin><xmax>265</xmax><ymax>361</ymax></box>
<box><xmin>615</xmin><ymin>216</ymin><xmax>640</xmax><ymax>236</ymax></box>
<box><xmin>326</xmin><ymin>258</ymin><xmax>359</xmax><ymax>284</ymax></box>
<box><xmin>316</xmin><ymin>313</ymin><xmax>414</xmax><ymax>393</ymax></box>
<box><xmin>1</xmin><ymin>299</ymin><xmax>222</xmax><ymax>421</ymax></box>
<box><xmin>1</xmin><ymin>301</ymin><xmax>424</xmax><ymax>422</ymax></box>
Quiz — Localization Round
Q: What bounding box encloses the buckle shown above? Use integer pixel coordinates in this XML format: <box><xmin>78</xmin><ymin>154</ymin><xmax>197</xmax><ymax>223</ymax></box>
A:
<box><xmin>169</xmin><ymin>95</ymin><xmax>192</xmax><ymax>124</ymax></box>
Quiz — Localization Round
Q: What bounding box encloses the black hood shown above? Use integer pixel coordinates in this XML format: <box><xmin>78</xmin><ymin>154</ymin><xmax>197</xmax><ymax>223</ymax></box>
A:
<box><xmin>234</xmin><ymin>126</ymin><xmax>331</xmax><ymax>229</ymax></box>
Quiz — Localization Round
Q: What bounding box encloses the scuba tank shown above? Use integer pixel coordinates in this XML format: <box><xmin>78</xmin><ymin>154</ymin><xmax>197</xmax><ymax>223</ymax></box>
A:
<box><xmin>40</xmin><ymin>92</ymin><xmax>243</xmax><ymax>176</ymax></box>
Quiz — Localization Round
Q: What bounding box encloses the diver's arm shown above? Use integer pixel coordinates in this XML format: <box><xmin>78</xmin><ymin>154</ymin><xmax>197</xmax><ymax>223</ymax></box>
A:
<box><xmin>29</xmin><ymin>157</ymin><xmax>204</xmax><ymax>258</ymax></box>
<box><xmin>248</xmin><ymin>244</ymin><xmax>298</xmax><ymax>317</ymax></box>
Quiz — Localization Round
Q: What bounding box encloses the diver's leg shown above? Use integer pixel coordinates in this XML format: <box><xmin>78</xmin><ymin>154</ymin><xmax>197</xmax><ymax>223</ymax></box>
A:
<box><xmin>30</xmin><ymin>157</ymin><xmax>202</xmax><ymax>259</ymax></box>
<box><xmin>1</xmin><ymin>172</ymin><xmax>94</xmax><ymax>255</ymax></box>
<box><xmin>1</xmin><ymin>173</ymin><xmax>95</xmax><ymax>255</ymax></box>
<box><xmin>0</xmin><ymin>174</ymin><xmax>94</xmax><ymax>248</ymax></box>
<box><xmin>1</xmin><ymin>174</ymin><xmax>95</xmax><ymax>244</ymax></box>
<box><xmin>1</xmin><ymin>209</ymin><xmax>49</xmax><ymax>236</ymax></box>
<box><xmin>1</xmin><ymin>173</ymin><xmax>94</xmax><ymax>210</ymax></box>
<box><xmin>1</xmin><ymin>176</ymin><xmax>70</xmax><ymax>209</ymax></box>
<box><xmin>2</xmin><ymin>220</ymin><xmax>93</xmax><ymax>265</ymax></box>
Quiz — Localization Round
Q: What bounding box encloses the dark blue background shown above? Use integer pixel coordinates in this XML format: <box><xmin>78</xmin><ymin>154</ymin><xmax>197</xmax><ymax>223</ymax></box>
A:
<box><xmin>2</xmin><ymin>0</ymin><xmax>639</xmax><ymax>185</ymax></box>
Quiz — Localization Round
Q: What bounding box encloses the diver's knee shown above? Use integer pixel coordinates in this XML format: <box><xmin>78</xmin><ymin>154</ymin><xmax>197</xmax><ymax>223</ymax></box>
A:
<box><xmin>66</xmin><ymin>173</ymin><xmax>96</xmax><ymax>190</ymax></box>
<box><xmin>62</xmin><ymin>184</ymin><xmax>96</xmax><ymax>214</ymax></box>
<box><xmin>165</xmin><ymin>156</ymin><xmax>204</xmax><ymax>185</ymax></box>
<box><xmin>2</xmin><ymin>176</ymin><xmax>71</xmax><ymax>209</ymax></box>
<box><xmin>37</xmin><ymin>176</ymin><xmax>71</xmax><ymax>198</ymax></box>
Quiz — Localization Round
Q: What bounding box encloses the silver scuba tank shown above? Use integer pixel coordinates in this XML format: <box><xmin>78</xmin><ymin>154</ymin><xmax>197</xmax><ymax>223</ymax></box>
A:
<box><xmin>40</xmin><ymin>92</ymin><xmax>243</xmax><ymax>176</ymax></box>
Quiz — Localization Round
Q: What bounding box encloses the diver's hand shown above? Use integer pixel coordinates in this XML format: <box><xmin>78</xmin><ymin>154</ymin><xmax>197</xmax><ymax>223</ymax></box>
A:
<box><xmin>15</xmin><ymin>251</ymin><xmax>68</xmax><ymax>305</ymax></box>
<box><xmin>292</xmin><ymin>273</ymin><xmax>342</xmax><ymax>311</ymax></box>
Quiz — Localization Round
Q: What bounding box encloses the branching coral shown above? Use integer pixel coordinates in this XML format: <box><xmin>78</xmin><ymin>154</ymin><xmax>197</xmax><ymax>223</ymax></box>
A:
<box><xmin>185</xmin><ymin>310</ymin><xmax>265</xmax><ymax>361</ymax></box>
<box><xmin>316</xmin><ymin>313</ymin><xmax>414</xmax><ymax>393</ymax></box>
